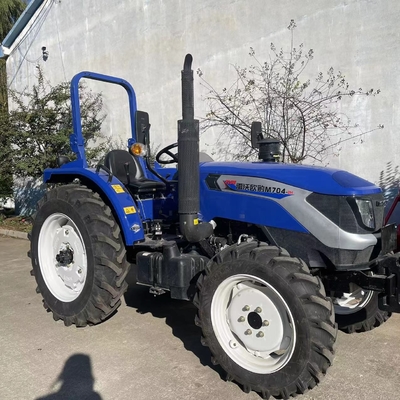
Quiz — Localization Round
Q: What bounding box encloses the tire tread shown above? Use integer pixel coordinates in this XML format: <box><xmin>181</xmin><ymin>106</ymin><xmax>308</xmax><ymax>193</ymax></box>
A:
<box><xmin>29</xmin><ymin>184</ymin><xmax>130</xmax><ymax>327</ymax></box>
<box><xmin>195</xmin><ymin>242</ymin><xmax>337</xmax><ymax>398</ymax></box>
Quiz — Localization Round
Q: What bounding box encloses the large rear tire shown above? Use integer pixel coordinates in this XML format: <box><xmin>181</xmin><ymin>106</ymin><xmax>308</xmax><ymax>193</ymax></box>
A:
<box><xmin>29</xmin><ymin>184</ymin><xmax>130</xmax><ymax>327</ymax></box>
<box><xmin>195</xmin><ymin>242</ymin><xmax>337</xmax><ymax>398</ymax></box>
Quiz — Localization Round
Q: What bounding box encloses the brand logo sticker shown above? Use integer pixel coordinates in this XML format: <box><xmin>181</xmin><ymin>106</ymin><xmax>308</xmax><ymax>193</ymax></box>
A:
<box><xmin>223</xmin><ymin>179</ymin><xmax>293</xmax><ymax>196</ymax></box>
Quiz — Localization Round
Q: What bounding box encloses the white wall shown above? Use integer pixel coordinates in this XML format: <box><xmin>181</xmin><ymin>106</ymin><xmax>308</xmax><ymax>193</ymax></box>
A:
<box><xmin>6</xmin><ymin>0</ymin><xmax>400</xmax><ymax>184</ymax></box>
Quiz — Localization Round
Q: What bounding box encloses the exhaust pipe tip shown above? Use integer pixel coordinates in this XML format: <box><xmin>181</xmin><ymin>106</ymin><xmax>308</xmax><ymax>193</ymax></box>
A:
<box><xmin>183</xmin><ymin>54</ymin><xmax>193</xmax><ymax>71</ymax></box>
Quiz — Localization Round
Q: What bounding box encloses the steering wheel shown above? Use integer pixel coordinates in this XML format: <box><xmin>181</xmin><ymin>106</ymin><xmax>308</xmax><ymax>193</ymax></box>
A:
<box><xmin>156</xmin><ymin>143</ymin><xmax>178</xmax><ymax>164</ymax></box>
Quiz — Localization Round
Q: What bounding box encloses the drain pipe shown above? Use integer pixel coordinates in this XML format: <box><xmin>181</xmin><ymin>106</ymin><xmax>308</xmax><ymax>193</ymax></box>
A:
<box><xmin>178</xmin><ymin>54</ymin><xmax>213</xmax><ymax>243</ymax></box>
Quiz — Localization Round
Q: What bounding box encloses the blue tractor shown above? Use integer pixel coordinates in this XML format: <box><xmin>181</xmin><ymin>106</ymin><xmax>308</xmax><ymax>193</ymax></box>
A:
<box><xmin>29</xmin><ymin>55</ymin><xmax>400</xmax><ymax>398</ymax></box>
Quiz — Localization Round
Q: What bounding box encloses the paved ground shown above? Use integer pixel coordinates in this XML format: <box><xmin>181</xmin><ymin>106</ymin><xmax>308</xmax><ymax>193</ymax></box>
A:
<box><xmin>1</xmin><ymin>236</ymin><xmax>400</xmax><ymax>400</ymax></box>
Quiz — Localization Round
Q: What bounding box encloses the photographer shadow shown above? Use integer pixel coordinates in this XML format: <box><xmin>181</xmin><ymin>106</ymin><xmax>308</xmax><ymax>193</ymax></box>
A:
<box><xmin>36</xmin><ymin>354</ymin><xmax>101</xmax><ymax>400</ymax></box>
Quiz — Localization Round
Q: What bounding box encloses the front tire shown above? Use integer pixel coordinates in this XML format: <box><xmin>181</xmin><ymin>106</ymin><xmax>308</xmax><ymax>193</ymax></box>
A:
<box><xmin>195</xmin><ymin>243</ymin><xmax>337</xmax><ymax>398</ymax></box>
<box><xmin>29</xmin><ymin>184</ymin><xmax>130</xmax><ymax>327</ymax></box>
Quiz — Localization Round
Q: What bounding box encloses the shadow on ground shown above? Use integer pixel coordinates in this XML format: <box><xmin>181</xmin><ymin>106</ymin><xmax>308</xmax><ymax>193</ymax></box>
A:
<box><xmin>123</xmin><ymin>266</ymin><xmax>224</xmax><ymax>379</ymax></box>
<box><xmin>36</xmin><ymin>354</ymin><xmax>102</xmax><ymax>400</ymax></box>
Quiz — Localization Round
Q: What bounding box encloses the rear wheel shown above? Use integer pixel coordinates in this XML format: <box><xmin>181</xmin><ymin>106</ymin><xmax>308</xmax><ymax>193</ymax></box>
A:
<box><xmin>29</xmin><ymin>184</ymin><xmax>130</xmax><ymax>327</ymax></box>
<box><xmin>195</xmin><ymin>242</ymin><xmax>337</xmax><ymax>398</ymax></box>
<box><xmin>333</xmin><ymin>287</ymin><xmax>391</xmax><ymax>333</ymax></box>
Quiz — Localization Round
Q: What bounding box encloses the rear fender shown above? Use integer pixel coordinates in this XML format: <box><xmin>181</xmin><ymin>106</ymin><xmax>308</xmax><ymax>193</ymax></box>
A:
<box><xmin>43</xmin><ymin>166</ymin><xmax>144</xmax><ymax>245</ymax></box>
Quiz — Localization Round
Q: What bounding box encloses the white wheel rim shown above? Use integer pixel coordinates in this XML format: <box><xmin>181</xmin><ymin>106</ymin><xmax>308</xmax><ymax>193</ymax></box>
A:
<box><xmin>38</xmin><ymin>213</ymin><xmax>88</xmax><ymax>302</ymax></box>
<box><xmin>333</xmin><ymin>286</ymin><xmax>374</xmax><ymax>315</ymax></box>
<box><xmin>211</xmin><ymin>274</ymin><xmax>296</xmax><ymax>374</ymax></box>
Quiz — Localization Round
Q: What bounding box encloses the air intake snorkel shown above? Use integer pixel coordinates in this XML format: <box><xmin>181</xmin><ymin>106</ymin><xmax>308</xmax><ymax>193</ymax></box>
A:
<box><xmin>251</xmin><ymin>121</ymin><xmax>281</xmax><ymax>162</ymax></box>
<box><xmin>178</xmin><ymin>54</ymin><xmax>213</xmax><ymax>243</ymax></box>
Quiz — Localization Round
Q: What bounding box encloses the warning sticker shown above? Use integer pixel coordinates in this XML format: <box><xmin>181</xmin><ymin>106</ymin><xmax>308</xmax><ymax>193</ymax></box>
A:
<box><xmin>123</xmin><ymin>206</ymin><xmax>136</xmax><ymax>214</ymax></box>
<box><xmin>111</xmin><ymin>184</ymin><xmax>125</xmax><ymax>193</ymax></box>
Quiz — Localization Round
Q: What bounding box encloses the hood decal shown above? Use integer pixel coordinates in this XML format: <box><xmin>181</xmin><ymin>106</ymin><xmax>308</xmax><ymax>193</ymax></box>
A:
<box><xmin>205</xmin><ymin>174</ymin><xmax>295</xmax><ymax>200</ymax></box>
<box><xmin>223</xmin><ymin>179</ymin><xmax>294</xmax><ymax>199</ymax></box>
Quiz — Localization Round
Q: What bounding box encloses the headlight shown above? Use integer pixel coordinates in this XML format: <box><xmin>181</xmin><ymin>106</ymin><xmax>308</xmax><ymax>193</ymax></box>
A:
<box><xmin>355</xmin><ymin>198</ymin><xmax>375</xmax><ymax>229</ymax></box>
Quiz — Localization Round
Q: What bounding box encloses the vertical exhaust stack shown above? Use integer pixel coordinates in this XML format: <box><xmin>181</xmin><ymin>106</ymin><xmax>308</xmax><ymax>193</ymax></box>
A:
<box><xmin>178</xmin><ymin>54</ymin><xmax>213</xmax><ymax>243</ymax></box>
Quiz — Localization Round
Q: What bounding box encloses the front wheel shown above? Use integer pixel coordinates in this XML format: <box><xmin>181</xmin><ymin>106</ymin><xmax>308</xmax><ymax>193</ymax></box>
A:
<box><xmin>195</xmin><ymin>243</ymin><xmax>337</xmax><ymax>398</ymax></box>
<box><xmin>29</xmin><ymin>184</ymin><xmax>130</xmax><ymax>327</ymax></box>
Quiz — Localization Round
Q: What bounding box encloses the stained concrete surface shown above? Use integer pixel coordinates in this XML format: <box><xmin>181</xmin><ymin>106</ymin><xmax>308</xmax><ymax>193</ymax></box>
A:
<box><xmin>1</xmin><ymin>236</ymin><xmax>400</xmax><ymax>400</ymax></box>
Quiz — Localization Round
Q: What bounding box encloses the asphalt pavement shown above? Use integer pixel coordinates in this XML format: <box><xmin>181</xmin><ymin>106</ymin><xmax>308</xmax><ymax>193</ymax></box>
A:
<box><xmin>1</xmin><ymin>236</ymin><xmax>400</xmax><ymax>400</ymax></box>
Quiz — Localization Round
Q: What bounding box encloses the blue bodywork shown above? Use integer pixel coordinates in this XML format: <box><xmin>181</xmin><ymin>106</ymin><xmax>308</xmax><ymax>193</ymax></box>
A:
<box><xmin>44</xmin><ymin>71</ymin><xmax>382</xmax><ymax>245</ymax></box>
<box><xmin>195</xmin><ymin>162</ymin><xmax>381</xmax><ymax>234</ymax></box>
<box><xmin>199</xmin><ymin>162</ymin><xmax>380</xmax><ymax>196</ymax></box>
<box><xmin>44</xmin><ymin>166</ymin><xmax>145</xmax><ymax>243</ymax></box>
<box><xmin>44</xmin><ymin>71</ymin><xmax>152</xmax><ymax>245</ymax></box>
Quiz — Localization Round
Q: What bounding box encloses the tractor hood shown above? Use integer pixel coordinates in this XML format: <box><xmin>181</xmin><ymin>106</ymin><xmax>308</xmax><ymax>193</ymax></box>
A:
<box><xmin>200</xmin><ymin>161</ymin><xmax>381</xmax><ymax>196</ymax></box>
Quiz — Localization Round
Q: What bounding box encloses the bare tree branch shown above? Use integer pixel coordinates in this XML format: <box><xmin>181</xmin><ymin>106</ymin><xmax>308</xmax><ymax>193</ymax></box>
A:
<box><xmin>198</xmin><ymin>23</ymin><xmax>383</xmax><ymax>163</ymax></box>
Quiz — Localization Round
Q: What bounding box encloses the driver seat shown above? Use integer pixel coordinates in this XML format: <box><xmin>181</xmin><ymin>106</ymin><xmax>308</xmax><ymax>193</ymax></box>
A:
<box><xmin>104</xmin><ymin>150</ymin><xmax>166</xmax><ymax>195</ymax></box>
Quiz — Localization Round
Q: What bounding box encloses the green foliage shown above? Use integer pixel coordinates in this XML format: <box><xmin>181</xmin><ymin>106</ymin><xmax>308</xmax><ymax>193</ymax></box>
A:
<box><xmin>199</xmin><ymin>20</ymin><xmax>383</xmax><ymax>163</ymax></box>
<box><xmin>0</xmin><ymin>0</ymin><xmax>25</xmax><ymax>40</ymax></box>
<box><xmin>0</xmin><ymin>66</ymin><xmax>107</xmax><ymax>179</ymax></box>
<box><xmin>0</xmin><ymin>64</ymin><xmax>11</xmax><ymax>195</ymax></box>
<box><xmin>0</xmin><ymin>86</ymin><xmax>13</xmax><ymax>196</ymax></box>
<box><xmin>0</xmin><ymin>172</ymin><xmax>13</xmax><ymax>196</ymax></box>
<box><xmin>0</xmin><ymin>59</ymin><xmax>7</xmax><ymax>108</ymax></box>
<box><xmin>0</xmin><ymin>0</ymin><xmax>26</xmax><ymax>195</ymax></box>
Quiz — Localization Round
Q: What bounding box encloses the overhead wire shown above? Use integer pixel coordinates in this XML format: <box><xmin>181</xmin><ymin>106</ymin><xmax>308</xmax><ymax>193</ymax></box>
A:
<box><xmin>8</xmin><ymin>0</ymin><xmax>53</xmax><ymax>55</ymax></box>
<box><xmin>7</xmin><ymin>0</ymin><xmax>54</xmax><ymax>88</ymax></box>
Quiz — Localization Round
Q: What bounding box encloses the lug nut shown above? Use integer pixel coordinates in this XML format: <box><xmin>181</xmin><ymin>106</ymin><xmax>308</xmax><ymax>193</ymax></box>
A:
<box><xmin>255</xmin><ymin>307</ymin><xmax>262</xmax><ymax>313</ymax></box>
<box><xmin>78</xmin><ymin>268</ymin><xmax>82</xmax><ymax>274</ymax></box>
<box><xmin>244</xmin><ymin>329</ymin><xmax>252</xmax><ymax>335</ymax></box>
<box><xmin>257</xmin><ymin>331</ymin><xmax>264</xmax><ymax>338</ymax></box>
<box><xmin>229</xmin><ymin>340</ymin><xmax>238</xmax><ymax>349</ymax></box>
<box><xmin>263</xmin><ymin>320</ymin><xmax>270</xmax><ymax>327</ymax></box>
<box><xmin>65</xmin><ymin>230</ymin><xmax>69</xmax><ymax>235</ymax></box>
<box><xmin>242</xmin><ymin>305</ymin><xmax>250</xmax><ymax>312</ymax></box>
<box><xmin>238</xmin><ymin>316</ymin><xmax>245</xmax><ymax>322</ymax></box>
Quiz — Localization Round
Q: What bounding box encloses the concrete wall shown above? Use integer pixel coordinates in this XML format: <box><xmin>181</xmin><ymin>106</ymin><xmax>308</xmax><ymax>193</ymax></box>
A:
<box><xmin>5</xmin><ymin>0</ymin><xmax>400</xmax><ymax>184</ymax></box>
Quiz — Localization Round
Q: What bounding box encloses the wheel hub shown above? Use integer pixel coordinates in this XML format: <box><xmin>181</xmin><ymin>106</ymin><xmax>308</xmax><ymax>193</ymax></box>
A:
<box><xmin>227</xmin><ymin>285</ymin><xmax>287</xmax><ymax>355</ymax></box>
<box><xmin>211</xmin><ymin>275</ymin><xmax>296</xmax><ymax>374</ymax></box>
<box><xmin>56</xmin><ymin>247</ymin><xmax>74</xmax><ymax>265</ymax></box>
<box><xmin>52</xmin><ymin>225</ymin><xmax>85</xmax><ymax>291</ymax></box>
<box><xmin>38</xmin><ymin>214</ymin><xmax>87</xmax><ymax>302</ymax></box>
<box><xmin>247</xmin><ymin>312</ymin><xmax>263</xmax><ymax>329</ymax></box>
